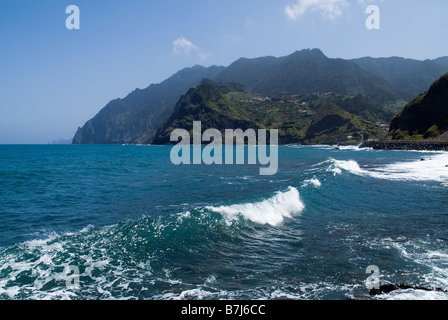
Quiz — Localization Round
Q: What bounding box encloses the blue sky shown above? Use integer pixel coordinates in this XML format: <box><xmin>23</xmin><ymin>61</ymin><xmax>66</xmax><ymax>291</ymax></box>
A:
<box><xmin>1</xmin><ymin>0</ymin><xmax>447</xmax><ymax>144</ymax></box>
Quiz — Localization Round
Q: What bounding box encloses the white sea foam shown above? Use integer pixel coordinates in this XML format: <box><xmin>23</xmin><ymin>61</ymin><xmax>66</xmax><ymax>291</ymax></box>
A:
<box><xmin>328</xmin><ymin>153</ymin><xmax>448</xmax><ymax>184</ymax></box>
<box><xmin>0</xmin><ymin>234</ymin><xmax>76</xmax><ymax>300</ymax></box>
<box><xmin>328</xmin><ymin>159</ymin><xmax>363</xmax><ymax>176</ymax></box>
<box><xmin>292</xmin><ymin>144</ymin><xmax>370</xmax><ymax>152</ymax></box>
<box><xmin>370</xmin><ymin>239</ymin><xmax>448</xmax><ymax>300</ymax></box>
<box><xmin>334</xmin><ymin>145</ymin><xmax>368</xmax><ymax>151</ymax></box>
<box><xmin>378</xmin><ymin>289</ymin><xmax>448</xmax><ymax>300</ymax></box>
<box><xmin>206</xmin><ymin>187</ymin><xmax>304</xmax><ymax>226</ymax></box>
<box><xmin>394</xmin><ymin>242</ymin><xmax>448</xmax><ymax>287</ymax></box>
<box><xmin>302</xmin><ymin>177</ymin><xmax>322</xmax><ymax>188</ymax></box>
<box><xmin>155</xmin><ymin>281</ymin><xmax>358</xmax><ymax>301</ymax></box>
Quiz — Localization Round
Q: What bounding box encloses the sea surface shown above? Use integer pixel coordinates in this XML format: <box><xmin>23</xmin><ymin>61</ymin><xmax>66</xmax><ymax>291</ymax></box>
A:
<box><xmin>0</xmin><ymin>144</ymin><xmax>447</xmax><ymax>300</ymax></box>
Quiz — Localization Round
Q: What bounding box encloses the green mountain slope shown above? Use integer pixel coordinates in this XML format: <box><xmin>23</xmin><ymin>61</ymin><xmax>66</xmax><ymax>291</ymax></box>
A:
<box><xmin>151</xmin><ymin>81</ymin><xmax>259</xmax><ymax>145</ymax></box>
<box><xmin>387</xmin><ymin>73</ymin><xmax>448</xmax><ymax>141</ymax></box>
<box><xmin>152</xmin><ymin>80</ymin><xmax>387</xmax><ymax>145</ymax></box>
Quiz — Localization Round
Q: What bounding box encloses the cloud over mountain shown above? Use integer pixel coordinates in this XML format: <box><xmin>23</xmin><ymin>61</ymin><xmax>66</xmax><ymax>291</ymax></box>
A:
<box><xmin>285</xmin><ymin>0</ymin><xmax>348</xmax><ymax>20</ymax></box>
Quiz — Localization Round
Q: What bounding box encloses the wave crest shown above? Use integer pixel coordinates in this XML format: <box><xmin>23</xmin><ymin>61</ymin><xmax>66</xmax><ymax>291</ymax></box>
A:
<box><xmin>206</xmin><ymin>187</ymin><xmax>304</xmax><ymax>226</ymax></box>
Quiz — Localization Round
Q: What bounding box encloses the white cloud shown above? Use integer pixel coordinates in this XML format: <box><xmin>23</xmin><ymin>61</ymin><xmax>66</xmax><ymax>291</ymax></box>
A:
<box><xmin>198</xmin><ymin>51</ymin><xmax>211</xmax><ymax>61</ymax></box>
<box><xmin>245</xmin><ymin>18</ymin><xmax>256</xmax><ymax>27</ymax></box>
<box><xmin>357</xmin><ymin>0</ymin><xmax>384</xmax><ymax>3</ymax></box>
<box><xmin>285</xmin><ymin>0</ymin><xmax>348</xmax><ymax>20</ymax></box>
<box><xmin>172</xmin><ymin>37</ymin><xmax>198</xmax><ymax>55</ymax></box>
<box><xmin>172</xmin><ymin>36</ymin><xmax>210</xmax><ymax>62</ymax></box>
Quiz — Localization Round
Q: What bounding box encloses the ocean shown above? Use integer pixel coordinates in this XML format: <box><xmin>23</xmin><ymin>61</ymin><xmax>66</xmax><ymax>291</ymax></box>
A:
<box><xmin>0</xmin><ymin>144</ymin><xmax>447</xmax><ymax>300</ymax></box>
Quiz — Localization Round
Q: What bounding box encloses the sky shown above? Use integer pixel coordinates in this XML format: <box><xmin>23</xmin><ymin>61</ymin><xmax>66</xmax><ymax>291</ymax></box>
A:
<box><xmin>1</xmin><ymin>0</ymin><xmax>447</xmax><ymax>144</ymax></box>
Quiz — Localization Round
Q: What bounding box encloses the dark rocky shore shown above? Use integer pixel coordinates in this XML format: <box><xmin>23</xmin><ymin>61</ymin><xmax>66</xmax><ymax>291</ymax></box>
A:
<box><xmin>370</xmin><ymin>284</ymin><xmax>448</xmax><ymax>296</ymax></box>
<box><xmin>360</xmin><ymin>141</ymin><xmax>448</xmax><ymax>151</ymax></box>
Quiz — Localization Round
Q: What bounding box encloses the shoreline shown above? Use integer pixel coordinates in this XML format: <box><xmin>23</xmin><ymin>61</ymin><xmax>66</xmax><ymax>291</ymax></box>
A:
<box><xmin>359</xmin><ymin>141</ymin><xmax>448</xmax><ymax>151</ymax></box>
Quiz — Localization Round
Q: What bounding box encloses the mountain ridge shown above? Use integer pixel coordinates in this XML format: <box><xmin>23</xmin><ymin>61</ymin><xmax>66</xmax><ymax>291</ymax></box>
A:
<box><xmin>352</xmin><ymin>56</ymin><xmax>448</xmax><ymax>99</ymax></box>
<box><xmin>215</xmin><ymin>49</ymin><xmax>402</xmax><ymax>103</ymax></box>
<box><xmin>72</xmin><ymin>49</ymin><xmax>448</xmax><ymax>145</ymax></box>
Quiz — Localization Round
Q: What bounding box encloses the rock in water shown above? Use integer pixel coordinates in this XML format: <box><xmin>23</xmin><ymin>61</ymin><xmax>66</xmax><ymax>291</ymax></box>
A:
<box><xmin>370</xmin><ymin>284</ymin><xmax>447</xmax><ymax>296</ymax></box>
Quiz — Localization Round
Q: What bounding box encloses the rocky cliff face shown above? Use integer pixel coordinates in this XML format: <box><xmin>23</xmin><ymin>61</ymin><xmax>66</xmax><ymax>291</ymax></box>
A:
<box><xmin>72</xmin><ymin>65</ymin><xmax>225</xmax><ymax>145</ymax></box>
<box><xmin>388</xmin><ymin>73</ymin><xmax>448</xmax><ymax>141</ymax></box>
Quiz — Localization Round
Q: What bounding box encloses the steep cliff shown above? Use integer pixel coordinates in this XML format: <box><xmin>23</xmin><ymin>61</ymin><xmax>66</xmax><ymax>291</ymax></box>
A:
<box><xmin>72</xmin><ymin>65</ymin><xmax>224</xmax><ymax>144</ymax></box>
<box><xmin>388</xmin><ymin>73</ymin><xmax>448</xmax><ymax>141</ymax></box>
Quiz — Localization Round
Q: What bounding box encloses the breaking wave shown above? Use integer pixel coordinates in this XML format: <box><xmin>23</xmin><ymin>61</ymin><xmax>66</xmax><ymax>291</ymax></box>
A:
<box><xmin>206</xmin><ymin>187</ymin><xmax>304</xmax><ymax>226</ymax></box>
<box><xmin>0</xmin><ymin>187</ymin><xmax>305</xmax><ymax>300</ymax></box>
<box><xmin>327</xmin><ymin>153</ymin><xmax>448</xmax><ymax>184</ymax></box>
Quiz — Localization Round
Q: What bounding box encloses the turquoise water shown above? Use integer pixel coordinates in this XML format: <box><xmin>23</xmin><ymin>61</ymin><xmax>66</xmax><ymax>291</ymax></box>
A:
<box><xmin>0</xmin><ymin>145</ymin><xmax>447</xmax><ymax>300</ymax></box>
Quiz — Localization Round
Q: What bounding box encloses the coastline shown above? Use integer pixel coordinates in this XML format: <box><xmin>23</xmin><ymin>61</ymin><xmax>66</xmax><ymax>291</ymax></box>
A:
<box><xmin>359</xmin><ymin>141</ymin><xmax>448</xmax><ymax>151</ymax></box>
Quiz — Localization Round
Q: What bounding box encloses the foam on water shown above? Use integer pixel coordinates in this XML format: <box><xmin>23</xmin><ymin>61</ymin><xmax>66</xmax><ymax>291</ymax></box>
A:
<box><xmin>393</xmin><ymin>242</ymin><xmax>448</xmax><ymax>288</ymax></box>
<box><xmin>153</xmin><ymin>281</ymin><xmax>359</xmax><ymax>300</ymax></box>
<box><xmin>367</xmin><ymin>237</ymin><xmax>448</xmax><ymax>300</ymax></box>
<box><xmin>0</xmin><ymin>235</ymin><xmax>76</xmax><ymax>299</ymax></box>
<box><xmin>302</xmin><ymin>177</ymin><xmax>322</xmax><ymax>188</ymax></box>
<box><xmin>0</xmin><ymin>221</ymin><xmax>170</xmax><ymax>300</ymax></box>
<box><xmin>378</xmin><ymin>289</ymin><xmax>448</xmax><ymax>300</ymax></box>
<box><xmin>328</xmin><ymin>153</ymin><xmax>448</xmax><ymax>184</ymax></box>
<box><xmin>335</xmin><ymin>145</ymin><xmax>370</xmax><ymax>151</ymax></box>
<box><xmin>0</xmin><ymin>190</ymin><xmax>305</xmax><ymax>300</ymax></box>
<box><xmin>206</xmin><ymin>187</ymin><xmax>304</xmax><ymax>226</ymax></box>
